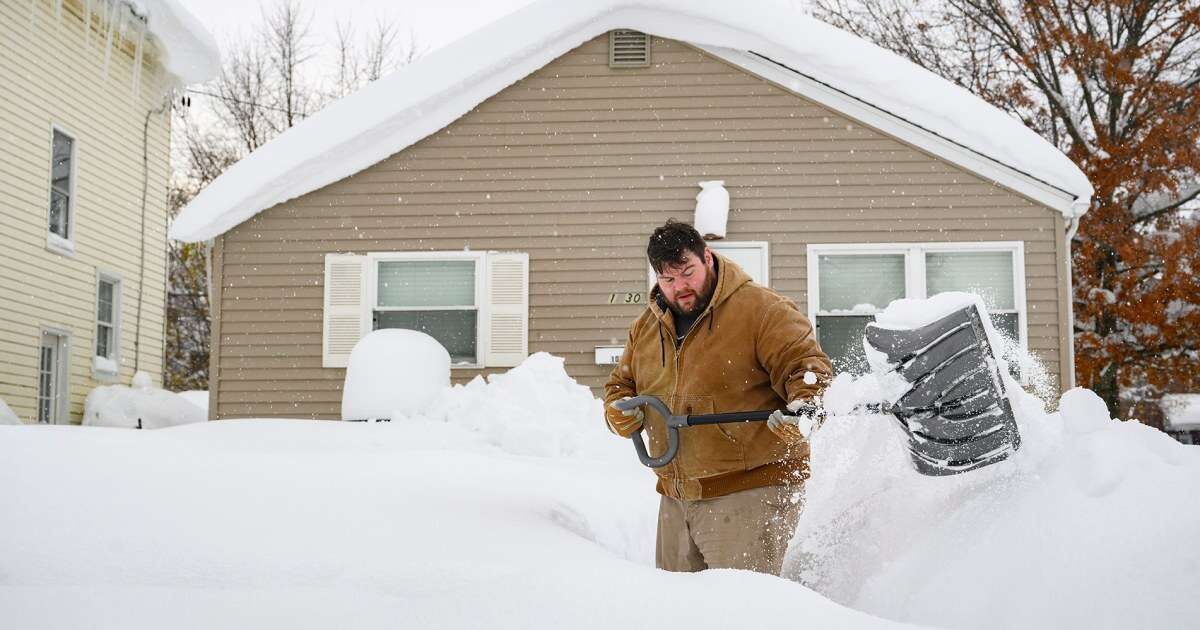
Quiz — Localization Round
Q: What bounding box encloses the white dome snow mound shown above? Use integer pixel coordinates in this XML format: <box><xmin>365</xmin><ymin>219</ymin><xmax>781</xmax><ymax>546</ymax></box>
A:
<box><xmin>424</xmin><ymin>352</ymin><xmax>625</xmax><ymax>460</ymax></box>
<box><xmin>341</xmin><ymin>329</ymin><xmax>451</xmax><ymax>421</ymax></box>
<box><xmin>786</xmin><ymin>375</ymin><xmax>1200</xmax><ymax>630</ymax></box>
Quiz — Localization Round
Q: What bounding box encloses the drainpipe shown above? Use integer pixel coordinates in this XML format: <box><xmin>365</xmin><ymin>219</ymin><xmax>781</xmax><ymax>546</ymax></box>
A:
<box><xmin>135</xmin><ymin>92</ymin><xmax>173</xmax><ymax>376</ymax></box>
<box><xmin>1063</xmin><ymin>199</ymin><xmax>1087</xmax><ymax>389</ymax></box>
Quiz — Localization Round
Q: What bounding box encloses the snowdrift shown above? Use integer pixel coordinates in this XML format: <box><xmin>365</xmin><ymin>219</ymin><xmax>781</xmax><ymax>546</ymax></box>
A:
<box><xmin>0</xmin><ymin>356</ymin><xmax>912</xmax><ymax>630</ymax></box>
<box><xmin>2</xmin><ymin>318</ymin><xmax>1197</xmax><ymax>628</ymax></box>
<box><xmin>785</xmin><ymin>295</ymin><xmax>1200</xmax><ymax>630</ymax></box>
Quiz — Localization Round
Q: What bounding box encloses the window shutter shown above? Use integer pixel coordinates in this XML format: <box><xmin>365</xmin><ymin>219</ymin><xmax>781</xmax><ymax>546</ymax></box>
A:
<box><xmin>609</xmin><ymin>30</ymin><xmax>650</xmax><ymax>68</ymax></box>
<box><xmin>484</xmin><ymin>252</ymin><xmax>529</xmax><ymax>367</ymax></box>
<box><xmin>323</xmin><ymin>254</ymin><xmax>368</xmax><ymax>368</ymax></box>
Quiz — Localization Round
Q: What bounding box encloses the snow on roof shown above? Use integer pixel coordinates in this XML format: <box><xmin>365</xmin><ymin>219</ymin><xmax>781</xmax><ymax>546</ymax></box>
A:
<box><xmin>131</xmin><ymin>0</ymin><xmax>220</xmax><ymax>86</ymax></box>
<box><xmin>169</xmin><ymin>0</ymin><xmax>1094</xmax><ymax>243</ymax></box>
<box><xmin>1161</xmin><ymin>394</ymin><xmax>1200</xmax><ymax>431</ymax></box>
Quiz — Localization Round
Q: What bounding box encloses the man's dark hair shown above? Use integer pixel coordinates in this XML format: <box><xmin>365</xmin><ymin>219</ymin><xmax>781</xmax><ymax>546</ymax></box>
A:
<box><xmin>647</xmin><ymin>219</ymin><xmax>707</xmax><ymax>273</ymax></box>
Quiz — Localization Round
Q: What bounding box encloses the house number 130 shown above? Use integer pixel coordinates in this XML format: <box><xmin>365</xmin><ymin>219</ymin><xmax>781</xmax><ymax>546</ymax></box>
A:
<box><xmin>608</xmin><ymin>292</ymin><xmax>644</xmax><ymax>304</ymax></box>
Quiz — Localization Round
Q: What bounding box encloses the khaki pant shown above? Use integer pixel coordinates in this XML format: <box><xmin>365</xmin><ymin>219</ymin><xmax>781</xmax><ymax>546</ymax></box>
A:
<box><xmin>656</xmin><ymin>484</ymin><xmax>802</xmax><ymax>574</ymax></box>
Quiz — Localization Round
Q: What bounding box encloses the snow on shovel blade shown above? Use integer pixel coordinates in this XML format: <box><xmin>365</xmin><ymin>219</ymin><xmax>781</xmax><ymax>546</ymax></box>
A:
<box><xmin>865</xmin><ymin>304</ymin><xmax>1021</xmax><ymax>476</ymax></box>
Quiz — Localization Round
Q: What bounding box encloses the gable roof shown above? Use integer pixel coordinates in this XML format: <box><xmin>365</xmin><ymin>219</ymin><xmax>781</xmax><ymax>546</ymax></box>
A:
<box><xmin>169</xmin><ymin>0</ymin><xmax>1093</xmax><ymax>243</ymax></box>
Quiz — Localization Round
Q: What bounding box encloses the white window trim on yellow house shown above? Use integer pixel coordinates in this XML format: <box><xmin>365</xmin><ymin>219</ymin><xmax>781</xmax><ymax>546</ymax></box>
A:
<box><xmin>46</xmin><ymin>123</ymin><xmax>79</xmax><ymax>257</ymax></box>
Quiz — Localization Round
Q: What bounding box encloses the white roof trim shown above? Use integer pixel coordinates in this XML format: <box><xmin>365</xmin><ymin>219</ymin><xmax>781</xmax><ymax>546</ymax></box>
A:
<box><xmin>170</xmin><ymin>0</ymin><xmax>1093</xmax><ymax>243</ymax></box>
<box><xmin>703</xmin><ymin>47</ymin><xmax>1080</xmax><ymax>215</ymax></box>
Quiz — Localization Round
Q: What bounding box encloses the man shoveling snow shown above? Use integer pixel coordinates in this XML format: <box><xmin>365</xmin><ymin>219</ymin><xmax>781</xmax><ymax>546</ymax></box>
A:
<box><xmin>604</xmin><ymin>219</ymin><xmax>834</xmax><ymax>573</ymax></box>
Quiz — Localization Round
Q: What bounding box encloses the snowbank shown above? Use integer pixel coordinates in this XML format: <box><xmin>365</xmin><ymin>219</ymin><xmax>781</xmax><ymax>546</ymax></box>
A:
<box><xmin>0</xmin><ymin>398</ymin><xmax>22</xmax><ymax>425</ymax></box>
<box><xmin>424</xmin><ymin>352</ymin><xmax>627</xmax><ymax>460</ymax></box>
<box><xmin>170</xmin><ymin>0</ymin><xmax>1090</xmax><ymax>243</ymax></box>
<box><xmin>785</xmin><ymin>296</ymin><xmax>1200</xmax><ymax>629</ymax></box>
<box><xmin>83</xmin><ymin>375</ymin><xmax>206</xmax><ymax>429</ymax></box>
<box><xmin>341</xmin><ymin>329</ymin><xmax>451</xmax><ymax>421</ymax></box>
<box><xmin>1161</xmin><ymin>394</ymin><xmax>1200</xmax><ymax>431</ymax></box>
<box><xmin>0</xmin><ymin>362</ymin><xmax>910</xmax><ymax>630</ymax></box>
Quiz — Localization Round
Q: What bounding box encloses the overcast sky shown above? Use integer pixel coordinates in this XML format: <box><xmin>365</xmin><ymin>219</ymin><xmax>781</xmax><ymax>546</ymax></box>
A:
<box><xmin>177</xmin><ymin>0</ymin><xmax>537</xmax><ymax>68</ymax></box>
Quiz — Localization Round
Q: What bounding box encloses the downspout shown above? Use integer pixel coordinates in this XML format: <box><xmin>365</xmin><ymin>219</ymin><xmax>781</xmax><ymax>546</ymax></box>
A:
<box><xmin>1063</xmin><ymin>199</ymin><xmax>1087</xmax><ymax>389</ymax></box>
<box><xmin>135</xmin><ymin>92</ymin><xmax>173</xmax><ymax>375</ymax></box>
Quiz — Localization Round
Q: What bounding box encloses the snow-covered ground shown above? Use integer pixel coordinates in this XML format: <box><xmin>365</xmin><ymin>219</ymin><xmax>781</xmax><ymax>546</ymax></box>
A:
<box><xmin>0</xmin><ymin>354</ymin><xmax>915</xmax><ymax>630</ymax></box>
<box><xmin>2</xmin><ymin>322</ymin><xmax>1197</xmax><ymax>628</ymax></box>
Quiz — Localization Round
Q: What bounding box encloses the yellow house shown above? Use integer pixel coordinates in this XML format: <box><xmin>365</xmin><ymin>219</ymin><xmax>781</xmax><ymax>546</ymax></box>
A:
<box><xmin>0</xmin><ymin>0</ymin><xmax>217</xmax><ymax>424</ymax></box>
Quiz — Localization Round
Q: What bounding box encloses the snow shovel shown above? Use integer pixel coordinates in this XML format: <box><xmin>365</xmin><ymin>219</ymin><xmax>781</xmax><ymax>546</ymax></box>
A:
<box><xmin>614</xmin><ymin>303</ymin><xmax>1020</xmax><ymax>476</ymax></box>
<box><xmin>863</xmin><ymin>302</ymin><xmax>1020</xmax><ymax>476</ymax></box>
<box><xmin>611</xmin><ymin>396</ymin><xmax>821</xmax><ymax>469</ymax></box>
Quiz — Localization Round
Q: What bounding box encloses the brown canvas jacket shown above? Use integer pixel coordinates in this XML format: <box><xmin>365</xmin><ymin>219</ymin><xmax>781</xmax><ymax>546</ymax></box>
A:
<box><xmin>604</xmin><ymin>253</ymin><xmax>833</xmax><ymax>500</ymax></box>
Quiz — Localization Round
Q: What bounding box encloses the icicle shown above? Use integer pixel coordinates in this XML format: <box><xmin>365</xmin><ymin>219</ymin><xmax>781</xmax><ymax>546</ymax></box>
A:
<box><xmin>29</xmin><ymin>0</ymin><xmax>38</xmax><ymax>29</ymax></box>
<box><xmin>102</xmin><ymin>1</ymin><xmax>116</xmax><ymax>79</ymax></box>
<box><xmin>131</xmin><ymin>23</ymin><xmax>145</xmax><ymax>99</ymax></box>
<box><xmin>83</xmin><ymin>0</ymin><xmax>94</xmax><ymax>48</ymax></box>
<box><xmin>54</xmin><ymin>0</ymin><xmax>62</xmax><ymax>20</ymax></box>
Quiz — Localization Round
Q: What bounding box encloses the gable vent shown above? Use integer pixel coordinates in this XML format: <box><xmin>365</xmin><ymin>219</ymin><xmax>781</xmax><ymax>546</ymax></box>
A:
<box><xmin>609</xmin><ymin>30</ymin><xmax>650</xmax><ymax>68</ymax></box>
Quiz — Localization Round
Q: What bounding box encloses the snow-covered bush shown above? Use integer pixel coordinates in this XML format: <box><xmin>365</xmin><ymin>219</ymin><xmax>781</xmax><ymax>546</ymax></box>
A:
<box><xmin>83</xmin><ymin>372</ymin><xmax>206</xmax><ymax>429</ymax></box>
<box><xmin>341</xmin><ymin>329</ymin><xmax>450</xmax><ymax>421</ymax></box>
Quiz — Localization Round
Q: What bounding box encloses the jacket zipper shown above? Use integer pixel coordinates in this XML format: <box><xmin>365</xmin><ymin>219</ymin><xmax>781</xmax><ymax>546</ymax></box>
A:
<box><xmin>668</xmin><ymin>305</ymin><xmax>713</xmax><ymax>499</ymax></box>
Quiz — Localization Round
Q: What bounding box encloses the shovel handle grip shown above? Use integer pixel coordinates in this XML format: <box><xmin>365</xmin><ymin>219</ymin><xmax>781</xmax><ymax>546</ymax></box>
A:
<box><xmin>613</xmin><ymin>396</ymin><xmax>679</xmax><ymax>468</ymax></box>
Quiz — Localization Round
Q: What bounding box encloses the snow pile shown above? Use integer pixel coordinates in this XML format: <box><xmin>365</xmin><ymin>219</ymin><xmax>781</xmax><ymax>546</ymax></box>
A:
<box><xmin>785</xmin><ymin>295</ymin><xmax>1200</xmax><ymax>630</ymax></box>
<box><xmin>0</xmin><ymin>366</ymin><xmax>909</xmax><ymax>630</ymax></box>
<box><xmin>0</xmin><ymin>398</ymin><xmax>22</xmax><ymax>425</ymax></box>
<box><xmin>170</xmin><ymin>0</ymin><xmax>1090</xmax><ymax>243</ymax></box>
<box><xmin>423</xmin><ymin>352</ymin><xmax>626</xmax><ymax>460</ymax></box>
<box><xmin>694</xmin><ymin>180</ymin><xmax>730</xmax><ymax>239</ymax></box>
<box><xmin>83</xmin><ymin>372</ymin><xmax>206</xmax><ymax>429</ymax></box>
<box><xmin>341</xmin><ymin>329</ymin><xmax>451</xmax><ymax>421</ymax></box>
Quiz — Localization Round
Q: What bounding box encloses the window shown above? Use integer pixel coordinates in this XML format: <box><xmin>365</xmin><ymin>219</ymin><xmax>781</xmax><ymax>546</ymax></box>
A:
<box><xmin>807</xmin><ymin>242</ymin><xmax>1026</xmax><ymax>375</ymax></box>
<box><xmin>373</xmin><ymin>255</ymin><xmax>482</xmax><ymax>365</ymax></box>
<box><xmin>48</xmin><ymin>128</ymin><xmax>75</xmax><ymax>248</ymax></box>
<box><xmin>321</xmin><ymin>252</ymin><xmax>530</xmax><ymax>369</ymax></box>
<box><xmin>647</xmin><ymin>241</ymin><xmax>770</xmax><ymax>287</ymax></box>
<box><xmin>37</xmin><ymin>330</ymin><xmax>70</xmax><ymax>424</ymax></box>
<box><xmin>94</xmin><ymin>273</ymin><xmax>121</xmax><ymax>374</ymax></box>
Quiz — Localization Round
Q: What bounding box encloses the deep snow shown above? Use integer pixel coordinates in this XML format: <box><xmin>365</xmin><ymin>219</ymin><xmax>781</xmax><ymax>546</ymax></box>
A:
<box><xmin>2</xmin><ymin>349</ymin><xmax>1197</xmax><ymax>628</ymax></box>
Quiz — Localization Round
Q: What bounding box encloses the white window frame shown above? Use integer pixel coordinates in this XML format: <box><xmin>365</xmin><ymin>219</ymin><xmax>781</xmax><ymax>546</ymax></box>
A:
<box><xmin>46</xmin><ymin>124</ymin><xmax>78</xmax><ymax>256</ymax></box>
<box><xmin>366</xmin><ymin>251</ymin><xmax>487</xmax><ymax>369</ymax></box>
<box><xmin>93</xmin><ymin>270</ymin><xmax>122</xmax><ymax>378</ymax></box>
<box><xmin>37</xmin><ymin>327</ymin><xmax>71</xmax><ymax>425</ymax></box>
<box><xmin>647</xmin><ymin>240</ymin><xmax>771</xmax><ymax>289</ymax></box>
<box><xmin>806</xmin><ymin>241</ymin><xmax>1028</xmax><ymax>373</ymax></box>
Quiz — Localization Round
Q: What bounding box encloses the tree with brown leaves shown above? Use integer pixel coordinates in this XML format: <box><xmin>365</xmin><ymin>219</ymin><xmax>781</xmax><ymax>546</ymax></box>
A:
<box><xmin>814</xmin><ymin>0</ymin><xmax>1200</xmax><ymax>416</ymax></box>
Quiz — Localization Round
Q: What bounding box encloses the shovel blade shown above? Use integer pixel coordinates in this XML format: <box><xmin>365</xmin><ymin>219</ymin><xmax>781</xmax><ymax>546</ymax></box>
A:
<box><xmin>866</xmin><ymin>303</ymin><xmax>1020</xmax><ymax>476</ymax></box>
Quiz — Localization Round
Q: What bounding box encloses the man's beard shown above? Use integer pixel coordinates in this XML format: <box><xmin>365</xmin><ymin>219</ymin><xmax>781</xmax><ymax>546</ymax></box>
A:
<box><xmin>667</xmin><ymin>271</ymin><xmax>717</xmax><ymax>317</ymax></box>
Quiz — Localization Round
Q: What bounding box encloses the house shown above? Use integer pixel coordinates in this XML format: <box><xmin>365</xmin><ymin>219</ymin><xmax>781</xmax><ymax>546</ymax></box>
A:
<box><xmin>170</xmin><ymin>0</ymin><xmax>1093</xmax><ymax>421</ymax></box>
<box><xmin>0</xmin><ymin>0</ymin><xmax>218</xmax><ymax>424</ymax></box>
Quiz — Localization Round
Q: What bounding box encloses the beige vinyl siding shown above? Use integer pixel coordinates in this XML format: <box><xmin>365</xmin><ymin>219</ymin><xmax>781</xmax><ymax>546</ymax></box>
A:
<box><xmin>213</xmin><ymin>35</ymin><xmax>1069</xmax><ymax>420</ymax></box>
<box><xmin>0</xmin><ymin>0</ymin><xmax>171</xmax><ymax>423</ymax></box>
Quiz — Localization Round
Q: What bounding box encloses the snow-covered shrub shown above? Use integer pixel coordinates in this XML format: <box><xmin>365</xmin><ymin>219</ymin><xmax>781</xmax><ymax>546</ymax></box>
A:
<box><xmin>341</xmin><ymin>329</ymin><xmax>450</xmax><ymax>421</ymax></box>
<box><xmin>83</xmin><ymin>374</ymin><xmax>206</xmax><ymax>429</ymax></box>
